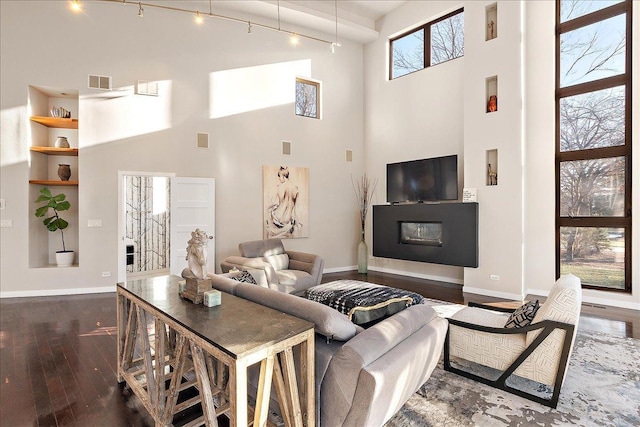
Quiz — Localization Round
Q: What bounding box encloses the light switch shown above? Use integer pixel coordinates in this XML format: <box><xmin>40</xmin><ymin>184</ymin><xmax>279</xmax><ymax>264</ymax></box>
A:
<box><xmin>0</xmin><ymin>219</ymin><xmax>12</xmax><ymax>228</ymax></box>
<box><xmin>88</xmin><ymin>219</ymin><xmax>103</xmax><ymax>227</ymax></box>
<box><xmin>0</xmin><ymin>199</ymin><xmax>5</xmax><ymax>209</ymax></box>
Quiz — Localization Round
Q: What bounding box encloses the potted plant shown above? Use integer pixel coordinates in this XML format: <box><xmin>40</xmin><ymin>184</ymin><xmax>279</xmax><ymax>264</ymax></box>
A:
<box><xmin>352</xmin><ymin>174</ymin><xmax>378</xmax><ymax>274</ymax></box>
<box><xmin>34</xmin><ymin>187</ymin><xmax>74</xmax><ymax>267</ymax></box>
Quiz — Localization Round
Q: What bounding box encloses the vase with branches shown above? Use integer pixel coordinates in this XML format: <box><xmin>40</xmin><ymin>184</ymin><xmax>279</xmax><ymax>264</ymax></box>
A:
<box><xmin>352</xmin><ymin>174</ymin><xmax>378</xmax><ymax>273</ymax></box>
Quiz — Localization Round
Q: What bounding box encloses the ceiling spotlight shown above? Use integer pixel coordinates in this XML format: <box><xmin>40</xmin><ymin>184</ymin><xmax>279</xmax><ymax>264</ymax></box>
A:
<box><xmin>330</xmin><ymin>43</ymin><xmax>335</xmax><ymax>53</ymax></box>
<box><xmin>248</xmin><ymin>21</ymin><xmax>252</xmax><ymax>34</ymax></box>
<box><xmin>195</xmin><ymin>11</ymin><xmax>203</xmax><ymax>25</ymax></box>
<box><xmin>290</xmin><ymin>33</ymin><xmax>299</xmax><ymax>46</ymax></box>
<box><xmin>138</xmin><ymin>2</ymin><xmax>144</xmax><ymax>17</ymax></box>
<box><xmin>70</xmin><ymin>0</ymin><xmax>81</xmax><ymax>12</ymax></box>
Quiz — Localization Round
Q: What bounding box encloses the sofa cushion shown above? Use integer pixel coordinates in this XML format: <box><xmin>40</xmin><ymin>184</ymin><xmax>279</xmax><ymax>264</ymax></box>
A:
<box><xmin>233</xmin><ymin>282</ymin><xmax>357</xmax><ymax>341</ymax></box>
<box><xmin>305</xmin><ymin>280</ymin><xmax>424</xmax><ymax>326</ymax></box>
<box><xmin>265</xmin><ymin>253</ymin><xmax>289</xmax><ymax>271</ymax></box>
<box><xmin>239</xmin><ymin>238</ymin><xmax>285</xmax><ymax>258</ymax></box>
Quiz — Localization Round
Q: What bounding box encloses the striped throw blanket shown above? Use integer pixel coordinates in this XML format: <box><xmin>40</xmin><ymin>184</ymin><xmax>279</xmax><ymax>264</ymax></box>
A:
<box><xmin>305</xmin><ymin>280</ymin><xmax>424</xmax><ymax>326</ymax></box>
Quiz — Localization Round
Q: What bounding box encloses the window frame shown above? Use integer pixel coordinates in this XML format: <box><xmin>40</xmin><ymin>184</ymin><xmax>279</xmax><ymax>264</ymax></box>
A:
<box><xmin>388</xmin><ymin>7</ymin><xmax>464</xmax><ymax>80</ymax></box>
<box><xmin>555</xmin><ymin>0</ymin><xmax>633</xmax><ymax>292</ymax></box>
<box><xmin>295</xmin><ymin>77</ymin><xmax>321</xmax><ymax>119</ymax></box>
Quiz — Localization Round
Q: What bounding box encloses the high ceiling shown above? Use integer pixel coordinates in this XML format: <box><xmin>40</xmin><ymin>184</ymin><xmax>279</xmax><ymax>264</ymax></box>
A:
<box><xmin>184</xmin><ymin>1</ymin><xmax>407</xmax><ymax>43</ymax></box>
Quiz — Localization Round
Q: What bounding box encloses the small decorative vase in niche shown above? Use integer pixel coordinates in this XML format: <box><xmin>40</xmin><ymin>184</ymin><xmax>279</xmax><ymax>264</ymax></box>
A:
<box><xmin>55</xmin><ymin>136</ymin><xmax>70</xmax><ymax>148</ymax></box>
<box><xmin>357</xmin><ymin>232</ymin><xmax>368</xmax><ymax>274</ymax></box>
<box><xmin>58</xmin><ymin>164</ymin><xmax>71</xmax><ymax>181</ymax></box>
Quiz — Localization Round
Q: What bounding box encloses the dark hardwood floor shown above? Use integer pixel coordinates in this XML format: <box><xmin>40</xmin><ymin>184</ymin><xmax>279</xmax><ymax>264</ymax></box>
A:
<box><xmin>0</xmin><ymin>271</ymin><xmax>636</xmax><ymax>426</ymax></box>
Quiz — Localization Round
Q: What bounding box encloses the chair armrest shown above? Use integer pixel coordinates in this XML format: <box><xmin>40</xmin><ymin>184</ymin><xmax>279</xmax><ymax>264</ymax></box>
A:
<box><xmin>448</xmin><ymin>318</ymin><xmax>574</xmax><ymax>335</ymax></box>
<box><xmin>286</xmin><ymin>250</ymin><xmax>324</xmax><ymax>284</ymax></box>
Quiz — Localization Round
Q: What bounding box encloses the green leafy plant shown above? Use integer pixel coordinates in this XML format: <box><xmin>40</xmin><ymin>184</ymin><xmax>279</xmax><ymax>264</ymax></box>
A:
<box><xmin>35</xmin><ymin>187</ymin><xmax>71</xmax><ymax>252</ymax></box>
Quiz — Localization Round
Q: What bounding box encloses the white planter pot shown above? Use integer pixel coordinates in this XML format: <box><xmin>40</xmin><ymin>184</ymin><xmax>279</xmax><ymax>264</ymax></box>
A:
<box><xmin>56</xmin><ymin>250</ymin><xmax>75</xmax><ymax>267</ymax></box>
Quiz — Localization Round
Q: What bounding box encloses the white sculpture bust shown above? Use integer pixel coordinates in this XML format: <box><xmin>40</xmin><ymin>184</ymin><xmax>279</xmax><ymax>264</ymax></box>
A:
<box><xmin>181</xmin><ymin>228</ymin><xmax>213</xmax><ymax>280</ymax></box>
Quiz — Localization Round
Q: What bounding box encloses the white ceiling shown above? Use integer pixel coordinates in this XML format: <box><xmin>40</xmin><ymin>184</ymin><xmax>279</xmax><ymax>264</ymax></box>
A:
<box><xmin>182</xmin><ymin>1</ymin><xmax>407</xmax><ymax>43</ymax></box>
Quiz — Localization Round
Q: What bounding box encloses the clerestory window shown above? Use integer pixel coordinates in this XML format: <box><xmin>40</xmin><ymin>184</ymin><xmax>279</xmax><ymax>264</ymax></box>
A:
<box><xmin>389</xmin><ymin>8</ymin><xmax>464</xmax><ymax>80</ymax></box>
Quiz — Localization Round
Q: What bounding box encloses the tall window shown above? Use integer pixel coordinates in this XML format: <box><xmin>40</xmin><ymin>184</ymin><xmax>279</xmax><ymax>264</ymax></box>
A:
<box><xmin>390</xmin><ymin>8</ymin><xmax>464</xmax><ymax>80</ymax></box>
<box><xmin>556</xmin><ymin>0</ymin><xmax>632</xmax><ymax>292</ymax></box>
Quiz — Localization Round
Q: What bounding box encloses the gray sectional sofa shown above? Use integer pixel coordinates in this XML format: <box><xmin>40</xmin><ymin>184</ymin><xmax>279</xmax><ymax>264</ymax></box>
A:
<box><xmin>208</xmin><ymin>273</ymin><xmax>448</xmax><ymax>427</ymax></box>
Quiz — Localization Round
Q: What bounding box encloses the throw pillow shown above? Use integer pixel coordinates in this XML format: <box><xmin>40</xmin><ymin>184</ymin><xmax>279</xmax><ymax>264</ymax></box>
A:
<box><xmin>230</xmin><ymin>270</ymin><xmax>257</xmax><ymax>285</ymax></box>
<box><xmin>504</xmin><ymin>300</ymin><xmax>540</xmax><ymax>328</ymax></box>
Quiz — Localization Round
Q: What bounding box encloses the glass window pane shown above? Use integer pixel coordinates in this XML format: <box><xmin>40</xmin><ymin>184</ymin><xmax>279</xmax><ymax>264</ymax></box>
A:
<box><xmin>560</xmin><ymin>14</ymin><xmax>626</xmax><ymax>87</ymax></box>
<box><xmin>295</xmin><ymin>80</ymin><xmax>318</xmax><ymax>118</ymax></box>
<box><xmin>560</xmin><ymin>227</ymin><xmax>625</xmax><ymax>290</ymax></box>
<box><xmin>430</xmin><ymin>12</ymin><xmax>464</xmax><ymax>66</ymax></box>
<box><xmin>560</xmin><ymin>86</ymin><xmax>625</xmax><ymax>152</ymax></box>
<box><xmin>560</xmin><ymin>0</ymin><xmax>623</xmax><ymax>23</ymax></box>
<box><xmin>560</xmin><ymin>157</ymin><xmax>625</xmax><ymax>217</ymax></box>
<box><xmin>391</xmin><ymin>29</ymin><xmax>424</xmax><ymax>79</ymax></box>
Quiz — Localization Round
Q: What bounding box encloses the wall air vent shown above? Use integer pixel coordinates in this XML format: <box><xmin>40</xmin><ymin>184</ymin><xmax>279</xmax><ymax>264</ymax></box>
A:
<box><xmin>88</xmin><ymin>74</ymin><xmax>112</xmax><ymax>90</ymax></box>
<box><xmin>135</xmin><ymin>80</ymin><xmax>159</xmax><ymax>96</ymax></box>
<box><xmin>196</xmin><ymin>133</ymin><xmax>209</xmax><ymax>149</ymax></box>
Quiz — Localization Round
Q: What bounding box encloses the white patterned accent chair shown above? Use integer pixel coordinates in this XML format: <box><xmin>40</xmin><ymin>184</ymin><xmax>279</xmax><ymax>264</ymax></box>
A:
<box><xmin>444</xmin><ymin>274</ymin><xmax>582</xmax><ymax>408</ymax></box>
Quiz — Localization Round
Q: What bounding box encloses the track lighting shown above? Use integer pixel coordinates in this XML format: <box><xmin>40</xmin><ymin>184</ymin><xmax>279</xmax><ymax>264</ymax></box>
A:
<box><xmin>194</xmin><ymin>11</ymin><xmax>203</xmax><ymax>25</ymax></box>
<box><xmin>90</xmin><ymin>0</ymin><xmax>340</xmax><ymax>51</ymax></box>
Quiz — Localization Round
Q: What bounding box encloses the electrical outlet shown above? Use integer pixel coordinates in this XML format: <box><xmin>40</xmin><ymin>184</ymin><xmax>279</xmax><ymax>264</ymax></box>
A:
<box><xmin>0</xmin><ymin>199</ymin><xmax>5</xmax><ymax>209</ymax></box>
<box><xmin>101</xmin><ymin>271</ymin><xmax>111</xmax><ymax>278</ymax></box>
<box><xmin>0</xmin><ymin>219</ymin><xmax>12</xmax><ymax>228</ymax></box>
<box><xmin>88</xmin><ymin>219</ymin><xmax>103</xmax><ymax>227</ymax></box>
<box><xmin>490</xmin><ymin>274</ymin><xmax>500</xmax><ymax>281</ymax></box>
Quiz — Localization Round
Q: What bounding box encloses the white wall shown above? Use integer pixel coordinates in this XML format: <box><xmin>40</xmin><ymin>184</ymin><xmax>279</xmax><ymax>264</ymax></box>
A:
<box><xmin>0</xmin><ymin>0</ymin><xmax>365</xmax><ymax>295</ymax></box>
<box><xmin>364</xmin><ymin>0</ymin><xmax>638</xmax><ymax>309</ymax></box>
<box><xmin>364</xmin><ymin>1</ymin><xmax>466</xmax><ymax>284</ymax></box>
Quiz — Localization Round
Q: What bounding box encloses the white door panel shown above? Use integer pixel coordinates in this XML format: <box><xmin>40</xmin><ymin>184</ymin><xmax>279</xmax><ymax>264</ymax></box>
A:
<box><xmin>170</xmin><ymin>178</ymin><xmax>215</xmax><ymax>277</ymax></box>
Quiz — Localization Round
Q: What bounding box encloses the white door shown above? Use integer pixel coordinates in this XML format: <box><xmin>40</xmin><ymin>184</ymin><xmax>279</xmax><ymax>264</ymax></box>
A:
<box><xmin>170</xmin><ymin>177</ymin><xmax>216</xmax><ymax>277</ymax></box>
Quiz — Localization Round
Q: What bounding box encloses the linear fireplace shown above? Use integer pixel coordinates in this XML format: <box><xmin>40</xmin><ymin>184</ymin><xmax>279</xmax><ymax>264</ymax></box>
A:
<box><xmin>400</xmin><ymin>222</ymin><xmax>442</xmax><ymax>247</ymax></box>
<box><xmin>373</xmin><ymin>203</ymin><xmax>478</xmax><ymax>267</ymax></box>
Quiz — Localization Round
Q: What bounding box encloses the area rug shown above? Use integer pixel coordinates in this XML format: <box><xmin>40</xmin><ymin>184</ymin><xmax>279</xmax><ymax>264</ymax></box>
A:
<box><xmin>386</xmin><ymin>305</ymin><xmax>640</xmax><ymax>427</ymax></box>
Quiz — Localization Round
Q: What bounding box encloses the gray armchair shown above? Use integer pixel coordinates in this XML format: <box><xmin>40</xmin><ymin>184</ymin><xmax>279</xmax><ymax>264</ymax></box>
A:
<box><xmin>220</xmin><ymin>238</ymin><xmax>324</xmax><ymax>295</ymax></box>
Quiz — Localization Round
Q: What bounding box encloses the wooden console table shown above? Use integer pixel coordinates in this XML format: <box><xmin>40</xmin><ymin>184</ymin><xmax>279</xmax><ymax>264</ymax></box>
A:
<box><xmin>117</xmin><ymin>275</ymin><xmax>315</xmax><ymax>427</ymax></box>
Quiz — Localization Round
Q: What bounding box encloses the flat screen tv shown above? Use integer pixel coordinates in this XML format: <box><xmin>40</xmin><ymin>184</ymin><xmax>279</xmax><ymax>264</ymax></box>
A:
<box><xmin>386</xmin><ymin>155</ymin><xmax>458</xmax><ymax>203</ymax></box>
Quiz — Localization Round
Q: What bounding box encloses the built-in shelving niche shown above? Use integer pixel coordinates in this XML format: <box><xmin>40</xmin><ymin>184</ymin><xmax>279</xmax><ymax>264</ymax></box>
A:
<box><xmin>486</xmin><ymin>149</ymin><xmax>498</xmax><ymax>186</ymax></box>
<box><xmin>486</xmin><ymin>3</ymin><xmax>498</xmax><ymax>41</ymax></box>
<box><xmin>486</xmin><ymin>75</ymin><xmax>498</xmax><ymax>113</ymax></box>
<box><xmin>28</xmin><ymin>85</ymin><xmax>80</xmax><ymax>268</ymax></box>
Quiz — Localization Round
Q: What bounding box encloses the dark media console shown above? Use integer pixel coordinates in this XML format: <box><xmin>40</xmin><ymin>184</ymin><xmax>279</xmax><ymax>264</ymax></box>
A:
<box><xmin>373</xmin><ymin>202</ymin><xmax>478</xmax><ymax>268</ymax></box>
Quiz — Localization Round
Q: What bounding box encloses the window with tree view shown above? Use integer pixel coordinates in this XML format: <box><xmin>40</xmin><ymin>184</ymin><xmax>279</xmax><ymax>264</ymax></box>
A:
<box><xmin>295</xmin><ymin>78</ymin><xmax>320</xmax><ymax>119</ymax></box>
<box><xmin>556</xmin><ymin>0</ymin><xmax>632</xmax><ymax>292</ymax></box>
<box><xmin>390</xmin><ymin>8</ymin><xmax>464</xmax><ymax>80</ymax></box>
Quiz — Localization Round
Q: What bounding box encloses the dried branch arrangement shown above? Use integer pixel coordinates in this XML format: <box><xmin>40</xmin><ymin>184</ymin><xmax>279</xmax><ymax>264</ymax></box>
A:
<box><xmin>352</xmin><ymin>174</ymin><xmax>378</xmax><ymax>235</ymax></box>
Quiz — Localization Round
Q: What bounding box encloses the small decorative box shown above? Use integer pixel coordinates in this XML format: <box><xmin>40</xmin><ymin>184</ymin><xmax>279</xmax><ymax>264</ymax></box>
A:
<box><xmin>178</xmin><ymin>280</ymin><xmax>187</xmax><ymax>295</ymax></box>
<box><xmin>204</xmin><ymin>289</ymin><xmax>221</xmax><ymax>307</ymax></box>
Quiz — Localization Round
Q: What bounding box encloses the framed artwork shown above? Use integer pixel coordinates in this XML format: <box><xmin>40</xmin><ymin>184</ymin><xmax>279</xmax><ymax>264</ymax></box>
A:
<box><xmin>263</xmin><ymin>165</ymin><xmax>309</xmax><ymax>239</ymax></box>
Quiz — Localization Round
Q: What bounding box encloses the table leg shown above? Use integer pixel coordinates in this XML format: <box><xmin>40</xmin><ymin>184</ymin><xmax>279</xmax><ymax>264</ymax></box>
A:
<box><xmin>254</xmin><ymin>355</ymin><xmax>275</xmax><ymax>427</ymax></box>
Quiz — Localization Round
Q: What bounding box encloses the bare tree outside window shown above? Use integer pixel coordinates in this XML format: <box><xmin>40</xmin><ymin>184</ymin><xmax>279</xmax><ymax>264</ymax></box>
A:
<box><xmin>556</xmin><ymin>0</ymin><xmax>631</xmax><ymax>292</ymax></box>
<box><xmin>431</xmin><ymin>12</ymin><xmax>464</xmax><ymax>66</ymax></box>
<box><xmin>390</xmin><ymin>9</ymin><xmax>464</xmax><ymax>80</ymax></box>
<box><xmin>295</xmin><ymin>78</ymin><xmax>319</xmax><ymax>119</ymax></box>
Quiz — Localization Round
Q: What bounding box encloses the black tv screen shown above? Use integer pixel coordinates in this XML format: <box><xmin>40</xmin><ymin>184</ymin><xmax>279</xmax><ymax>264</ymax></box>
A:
<box><xmin>386</xmin><ymin>155</ymin><xmax>458</xmax><ymax>203</ymax></box>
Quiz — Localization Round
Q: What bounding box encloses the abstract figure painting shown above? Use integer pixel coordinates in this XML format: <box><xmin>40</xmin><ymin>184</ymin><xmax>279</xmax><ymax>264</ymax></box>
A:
<box><xmin>263</xmin><ymin>165</ymin><xmax>309</xmax><ymax>239</ymax></box>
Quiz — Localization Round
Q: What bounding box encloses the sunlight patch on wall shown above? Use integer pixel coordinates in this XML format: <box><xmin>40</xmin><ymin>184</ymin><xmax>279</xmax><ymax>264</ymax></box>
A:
<box><xmin>81</xmin><ymin>80</ymin><xmax>172</xmax><ymax>147</ymax></box>
<box><xmin>209</xmin><ymin>60</ymin><xmax>312</xmax><ymax>119</ymax></box>
<box><xmin>0</xmin><ymin>106</ymin><xmax>28</xmax><ymax>167</ymax></box>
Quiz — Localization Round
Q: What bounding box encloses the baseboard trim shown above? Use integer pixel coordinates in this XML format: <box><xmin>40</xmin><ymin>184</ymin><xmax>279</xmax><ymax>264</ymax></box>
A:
<box><xmin>463</xmin><ymin>286</ymin><xmax>524</xmax><ymax>301</ymax></box>
<box><xmin>322</xmin><ymin>265</ymin><xmax>464</xmax><ymax>285</ymax></box>
<box><xmin>528</xmin><ymin>288</ymin><xmax>640</xmax><ymax>311</ymax></box>
<box><xmin>0</xmin><ymin>286</ymin><xmax>116</xmax><ymax>299</ymax></box>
